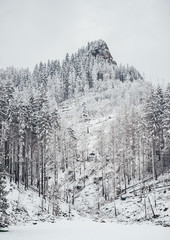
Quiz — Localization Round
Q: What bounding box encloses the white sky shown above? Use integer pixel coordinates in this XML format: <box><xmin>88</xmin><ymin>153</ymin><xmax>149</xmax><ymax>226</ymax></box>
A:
<box><xmin>0</xmin><ymin>0</ymin><xmax>170</xmax><ymax>85</ymax></box>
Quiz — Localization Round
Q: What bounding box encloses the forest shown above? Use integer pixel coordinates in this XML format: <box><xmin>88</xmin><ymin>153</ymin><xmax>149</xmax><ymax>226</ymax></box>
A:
<box><xmin>0</xmin><ymin>40</ymin><xmax>170</xmax><ymax>226</ymax></box>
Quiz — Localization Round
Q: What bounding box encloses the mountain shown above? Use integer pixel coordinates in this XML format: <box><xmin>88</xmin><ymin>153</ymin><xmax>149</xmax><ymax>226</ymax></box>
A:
<box><xmin>32</xmin><ymin>39</ymin><xmax>143</xmax><ymax>99</ymax></box>
<box><xmin>0</xmin><ymin>40</ymin><xmax>170</xmax><ymax>228</ymax></box>
<box><xmin>0</xmin><ymin>40</ymin><xmax>142</xmax><ymax>101</ymax></box>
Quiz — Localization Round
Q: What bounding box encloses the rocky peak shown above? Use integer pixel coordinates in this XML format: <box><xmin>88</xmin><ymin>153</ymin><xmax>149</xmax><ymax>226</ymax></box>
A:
<box><xmin>88</xmin><ymin>39</ymin><xmax>117</xmax><ymax>65</ymax></box>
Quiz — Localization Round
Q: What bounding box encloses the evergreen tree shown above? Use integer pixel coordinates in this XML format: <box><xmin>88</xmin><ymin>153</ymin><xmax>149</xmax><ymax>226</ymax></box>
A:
<box><xmin>0</xmin><ymin>163</ymin><xmax>9</xmax><ymax>228</ymax></box>
<box><xmin>163</xmin><ymin>85</ymin><xmax>170</xmax><ymax>168</ymax></box>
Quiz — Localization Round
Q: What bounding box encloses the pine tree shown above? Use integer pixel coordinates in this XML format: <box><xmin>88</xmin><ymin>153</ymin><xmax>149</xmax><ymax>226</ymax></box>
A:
<box><xmin>145</xmin><ymin>88</ymin><xmax>158</xmax><ymax>178</ymax></box>
<box><xmin>0</xmin><ymin>163</ymin><xmax>9</xmax><ymax>228</ymax></box>
<box><xmin>163</xmin><ymin>85</ymin><xmax>170</xmax><ymax>168</ymax></box>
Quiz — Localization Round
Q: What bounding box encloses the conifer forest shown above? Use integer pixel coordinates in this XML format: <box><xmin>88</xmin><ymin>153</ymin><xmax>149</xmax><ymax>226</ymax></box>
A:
<box><xmin>0</xmin><ymin>40</ymin><xmax>170</xmax><ymax>228</ymax></box>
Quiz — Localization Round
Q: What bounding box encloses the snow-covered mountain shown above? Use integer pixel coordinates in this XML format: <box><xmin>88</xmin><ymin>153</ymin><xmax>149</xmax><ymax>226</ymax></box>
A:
<box><xmin>0</xmin><ymin>40</ymin><xmax>142</xmax><ymax>100</ymax></box>
<box><xmin>0</xmin><ymin>40</ymin><xmax>170</xmax><ymax>228</ymax></box>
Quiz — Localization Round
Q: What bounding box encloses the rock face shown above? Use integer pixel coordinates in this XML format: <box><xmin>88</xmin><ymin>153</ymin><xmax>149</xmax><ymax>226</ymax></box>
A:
<box><xmin>89</xmin><ymin>39</ymin><xmax>117</xmax><ymax>65</ymax></box>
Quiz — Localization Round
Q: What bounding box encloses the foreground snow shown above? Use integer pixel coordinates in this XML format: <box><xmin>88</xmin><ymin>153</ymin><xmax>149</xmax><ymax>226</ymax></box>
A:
<box><xmin>2</xmin><ymin>220</ymin><xmax>170</xmax><ymax>240</ymax></box>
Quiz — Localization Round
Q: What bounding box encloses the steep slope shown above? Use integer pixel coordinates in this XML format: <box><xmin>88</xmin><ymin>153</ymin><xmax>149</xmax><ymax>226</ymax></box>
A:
<box><xmin>56</xmin><ymin>80</ymin><xmax>170</xmax><ymax>227</ymax></box>
<box><xmin>0</xmin><ymin>40</ymin><xmax>169</xmax><ymax>228</ymax></box>
<box><xmin>5</xmin><ymin>177</ymin><xmax>80</xmax><ymax>225</ymax></box>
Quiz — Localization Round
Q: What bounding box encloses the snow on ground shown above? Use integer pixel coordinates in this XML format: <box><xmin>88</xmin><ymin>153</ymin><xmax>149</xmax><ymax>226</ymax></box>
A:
<box><xmin>4</xmin><ymin>93</ymin><xmax>170</xmax><ymax>228</ymax></box>
<box><xmin>5</xmin><ymin>179</ymin><xmax>72</xmax><ymax>224</ymax></box>
<box><xmin>2</xmin><ymin>220</ymin><xmax>170</xmax><ymax>240</ymax></box>
<box><xmin>72</xmin><ymin>171</ymin><xmax>170</xmax><ymax>226</ymax></box>
<box><xmin>58</xmin><ymin>97</ymin><xmax>170</xmax><ymax>227</ymax></box>
<box><xmin>98</xmin><ymin>173</ymin><xmax>170</xmax><ymax>226</ymax></box>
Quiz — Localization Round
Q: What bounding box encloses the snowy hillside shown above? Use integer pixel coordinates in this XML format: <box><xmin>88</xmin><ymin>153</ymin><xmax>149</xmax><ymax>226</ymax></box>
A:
<box><xmin>0</xmin><ymin>40</ymin><xmax>170</xmax><ymax>228</ymax></box>
<box><xmin>5</xmin><ymin>177</ymin><xmax>80</xmax><ymax>225</ymax></box>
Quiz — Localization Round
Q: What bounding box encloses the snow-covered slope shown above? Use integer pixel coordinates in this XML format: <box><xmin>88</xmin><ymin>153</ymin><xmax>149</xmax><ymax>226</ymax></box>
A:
<box><xmin>74</xmin><ymin>172</ymin><xmax>170</xmax><ymax>226</ymax></box>
<box><xmin>55</xmin><ymin>80</ymin><xmax>170</xmax><ymax>227</ymax></box>
<box><xmin>1</xmin><ymin>40</ymin><xmax>170</xmax><ymax>229</ymax></box>
<box><xmin>5</xmin><ymin>178</ymin><xmax>79</xmax><ymax>225</ymax></box>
